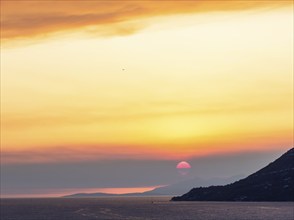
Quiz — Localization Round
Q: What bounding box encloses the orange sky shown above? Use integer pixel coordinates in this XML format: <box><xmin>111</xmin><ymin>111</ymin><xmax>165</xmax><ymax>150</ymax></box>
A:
<box><xmin>1</xmin><ymin>1</ymin><xmax>293</xmax><ymax>165</ymax></box>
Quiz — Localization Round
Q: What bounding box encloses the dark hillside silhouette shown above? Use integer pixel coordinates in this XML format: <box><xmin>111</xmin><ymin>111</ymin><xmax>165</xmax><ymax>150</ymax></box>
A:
<box><xmin>172</xmin><ymin>148</ymin><xmax>294</xmax><ymax>201</ymax></box>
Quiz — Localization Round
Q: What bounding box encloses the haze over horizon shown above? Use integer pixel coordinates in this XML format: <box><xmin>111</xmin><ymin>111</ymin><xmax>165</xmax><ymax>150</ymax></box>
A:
<box><xmin>1</xmin><ymin>0</ymin><xmax>293</xmax><ymax>198</ymax></box>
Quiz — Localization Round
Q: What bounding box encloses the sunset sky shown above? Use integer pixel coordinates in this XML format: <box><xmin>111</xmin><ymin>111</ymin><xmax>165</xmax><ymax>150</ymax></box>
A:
<box><xmin>1</xmin><ymin>0</ymin><xmax>293</xmax><ymax>197</ymax></box>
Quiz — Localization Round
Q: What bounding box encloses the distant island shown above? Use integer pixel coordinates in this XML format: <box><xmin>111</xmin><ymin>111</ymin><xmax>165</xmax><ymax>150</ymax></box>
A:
<box><xmin>63</xmin><ymin>176</ymin><xmax>244</xmax><ymax>198</ymax></box>
<box><xmin>172</xmin><ymin>148</ymin><xmax>294</xmax><ymax>201</ymax></box>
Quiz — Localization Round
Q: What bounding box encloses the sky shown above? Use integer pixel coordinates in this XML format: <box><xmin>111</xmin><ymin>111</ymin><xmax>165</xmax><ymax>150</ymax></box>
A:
<box><xmin>1</xmin><ymin>0</ymin><xmax>293</xmax><ymax>197</ymax></box>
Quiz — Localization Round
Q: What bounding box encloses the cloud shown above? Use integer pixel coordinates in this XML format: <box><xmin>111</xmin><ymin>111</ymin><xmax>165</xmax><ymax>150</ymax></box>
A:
<box><xmin>1</xmin><ymin>0</ymin><xmax>291</xmax><ymax>40</ymax></box>
<box><xmin>0</xmin><ymin>145</ymin><xmax>195</xmax><ymax>165</ymax></box>
<box><xmin>2</xmin><ymin>98</ymin><xmax>290</xmax><ymax>130</ymax></box>
<box><xmin>2</xmin><ymin>140</ymin><xmax>292</xmax><ymax>165</ymax></box>
<box><xmin>2</xmin><ymin>4</ymin><xmax>147</xmax><ymax>39</ymax></box>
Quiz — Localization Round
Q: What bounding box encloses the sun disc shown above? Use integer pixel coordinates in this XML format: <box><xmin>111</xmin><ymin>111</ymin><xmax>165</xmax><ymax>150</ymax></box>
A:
<box><xmin>176</xmin><ymin>161</ymin><xmax>191</xmax><ymax>169</ymax></box>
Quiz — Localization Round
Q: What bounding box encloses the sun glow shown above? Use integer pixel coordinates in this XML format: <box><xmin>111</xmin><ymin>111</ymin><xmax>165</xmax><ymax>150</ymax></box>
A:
<box><xmin>1</xmin><ymin>5</ymin><xmax>293</xmax><ymax>162</ymax></box>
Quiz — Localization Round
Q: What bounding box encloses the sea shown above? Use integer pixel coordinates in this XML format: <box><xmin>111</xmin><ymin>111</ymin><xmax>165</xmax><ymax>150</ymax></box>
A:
<box><xmin>1</xmin><ymin>196</ymin><xmax>293</xmax><ymax>220</ymax></box>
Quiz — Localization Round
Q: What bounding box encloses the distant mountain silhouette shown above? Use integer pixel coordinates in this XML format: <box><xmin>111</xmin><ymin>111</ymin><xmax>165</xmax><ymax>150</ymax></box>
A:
<box><xmin>145</xmin><ymin>175</ymin><xmax>243</xmax><ymax>195</ymax></box>
<box><xmin>63</xmin><ymin>175</ymin><xmax>243</xmax><ymax>198</ymax></box>
<box><xmin>172</xmin><ymin>148</ymin><xmax>294</xmax><ymax>201</ymax></box>
<box><xmin>64</xmin><ymin>192</ymin><xmax>116</xmax><ymax>198</ymax></box>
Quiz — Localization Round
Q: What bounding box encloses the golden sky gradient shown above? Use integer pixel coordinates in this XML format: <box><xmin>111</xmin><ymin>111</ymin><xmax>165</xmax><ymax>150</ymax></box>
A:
<box><xmin>1</xmin><ymin>1</ymin><xmax>293</xmax><ymax>164</ymax></box>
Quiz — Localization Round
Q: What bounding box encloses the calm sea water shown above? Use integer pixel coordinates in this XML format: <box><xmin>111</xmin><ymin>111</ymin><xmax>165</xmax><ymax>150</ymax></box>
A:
<box><xmin>1</xmin><ymin>197</ymin><xmax>293</xmax><ymax>220</ymax></box>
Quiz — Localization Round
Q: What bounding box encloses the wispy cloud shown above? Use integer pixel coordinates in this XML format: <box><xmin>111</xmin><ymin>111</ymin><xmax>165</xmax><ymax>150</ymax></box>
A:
<box><xmin>2</xmin><ymin>143</ymin><xmax>193</xmax><ymax>164</ymax></box>
<box><xmin>2</xmin><ymin>0</ymin><xmax>291</xmax><ymax>40</ymax></box>
<box><xmin>2</xmin><ymin>136</ymin><xmax>292</xmax><ymax>165</ymax></box>
<box><xmin>2</xmin><ymin>98</ymin><xmax>290</xmax><ymax>130</ymax></box>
